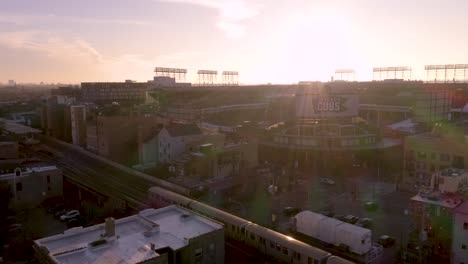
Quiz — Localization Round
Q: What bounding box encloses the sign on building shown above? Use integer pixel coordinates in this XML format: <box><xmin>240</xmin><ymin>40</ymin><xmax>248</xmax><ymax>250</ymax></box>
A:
<box><xmin>296</xmin><ymin>93</ymin><xmax>359</xmax><ymax>118</ymax></box>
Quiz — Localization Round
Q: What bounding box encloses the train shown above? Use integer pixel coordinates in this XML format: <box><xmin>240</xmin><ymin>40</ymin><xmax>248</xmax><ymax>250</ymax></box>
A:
<box><xmin>293</xmin><ymin>211</ymin><xmax>372</xmax><ymax>255</ymax></box>
<box><xmin>148</xmin><ymin>186</ymin><xmax>356</xmax><ymax>264</ymax></box>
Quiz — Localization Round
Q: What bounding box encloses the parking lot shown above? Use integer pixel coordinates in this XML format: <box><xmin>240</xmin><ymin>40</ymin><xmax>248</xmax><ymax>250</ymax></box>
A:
<box><xmin>236</xmin><ymin>167</ymin><xmax>415</xmax><ymax>263</ymax></box>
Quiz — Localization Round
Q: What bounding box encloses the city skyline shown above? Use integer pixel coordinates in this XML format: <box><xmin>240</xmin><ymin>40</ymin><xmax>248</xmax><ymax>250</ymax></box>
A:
<box><xmin>1</xmin><ymin>0</ymin><xmax>468</xmax><ymax>84</ymax></box>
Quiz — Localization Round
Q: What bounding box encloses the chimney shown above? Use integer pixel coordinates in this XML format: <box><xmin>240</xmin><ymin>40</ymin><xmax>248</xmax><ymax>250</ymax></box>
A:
<box><xmin>104</xmin><ymin>217</ymin><xmax>115</xmax><ymax>237</ymax></box>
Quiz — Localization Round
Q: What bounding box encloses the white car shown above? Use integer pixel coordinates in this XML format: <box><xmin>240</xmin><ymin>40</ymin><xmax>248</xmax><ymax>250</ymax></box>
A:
<box><xmin>320</xmin><ymin>178</ymin><xmax>335</xmax><ymax>185</ymax></box>
<box><xmin>60</xmin><ymin>210</ymin><xmax>80</xmax><ymax>221</ymax></box>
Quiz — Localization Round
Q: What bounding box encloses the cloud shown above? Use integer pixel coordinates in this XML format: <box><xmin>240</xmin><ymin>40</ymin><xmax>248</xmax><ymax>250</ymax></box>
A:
<box><xmin>0</xmin><ymin>14</ymin><xmax>153</xmax><ymax>27</ymax></box>
<box><xmin>159</xmin><ymin>0</ymin><xmax>259</xmax><ymax>38</ymax></box>
<box><xmin>0</xmin><ymin>31</ymin><xmax>103</xmax><ymax>63</ymax></box>
<box><xmin>0</xmin><ymin>30</ymin><xmax>207</xmax><ymax>82</ymax></box>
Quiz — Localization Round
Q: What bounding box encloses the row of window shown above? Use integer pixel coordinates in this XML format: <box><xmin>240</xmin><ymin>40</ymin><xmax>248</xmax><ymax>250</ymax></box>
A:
<box><xmin>412</xmin><ymin>151</ymin><xmax>463</xmax><ymax>163</ymax></box>
<box><xmin>247</xmin><ymin>231</ymin><xmax>319</xmax><ymax>264</ymax></box>
<box><xmin>274</xmin><ymin>136</ymin><xmax>375</xmax><ymax>147</ymax></box>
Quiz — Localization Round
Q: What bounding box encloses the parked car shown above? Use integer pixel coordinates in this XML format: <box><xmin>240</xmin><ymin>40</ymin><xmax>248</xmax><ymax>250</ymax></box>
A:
<box><xmin>355</xmin><ymin>218</ymin><xmax>372</xmax><ymax>228</ymax></box>
<box><xmin>67</xmin><ymin>217</ymin><xmax>87</xmax><ymax>228</ymax></box>
<box><xmin>378</xmin><ymin>235</ymin><xmax>395</xmax><ymax>248</ymax></box>
<box><xmin>334</xmin><ymin>215</ymin><xmax>346</xmax><ymax>222</ymax></box>
<box><xmin>343</xmin><ymin>215</ymin><xmax>359</xmax><ymax>224</ymax></box>
<box><xmin>60</xmin><ymin>210</ymin><xmax>80</xmax><ymax>221</ymax></box>
<box><xmin>407</xmin><ymin>241</ymin><xmax>420</xmax><ymax>251</ymax></box>
<box><xmin>364</xmin><ymin>201</ymin><xmax>378</xmax><ymax>211</ymax></box>
<box><xmin>283</xmin><ymin>207</ymin><xmax>301</xmax><ymax>216</ymax></box>
<box><xmin>8</xmin><ymin>224</ymin><xmax>22</xmax><ymax>233</ymax></box>
<box><xmin>54</xmin><ymin>209</ymin><xmax>68</xmax><ymax>218</ymax></box>
<box><xmin>319</xmin><ymin>178</ymin><xmax>335</xmax><ymax>185</ymax></box>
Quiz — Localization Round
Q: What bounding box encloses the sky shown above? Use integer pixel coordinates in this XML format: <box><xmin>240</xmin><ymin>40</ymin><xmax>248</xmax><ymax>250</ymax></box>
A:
<box><xmin>1</xmin><ymin>0</ymin><xmax>468</xmax><ymax>84</ymax></box>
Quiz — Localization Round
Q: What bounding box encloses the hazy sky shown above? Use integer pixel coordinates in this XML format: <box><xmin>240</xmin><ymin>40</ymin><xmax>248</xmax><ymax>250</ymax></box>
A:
<box><xmin>1</xmin><ymin>0</ymin><xmax>467</xmax><ymax>84</ymax></box>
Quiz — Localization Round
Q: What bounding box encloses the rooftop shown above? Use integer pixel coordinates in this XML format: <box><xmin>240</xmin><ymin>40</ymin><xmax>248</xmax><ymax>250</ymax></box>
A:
<box><xmin>165</xmin><ymin>123</ymin><xmax>201</xmax><ymax>137</ymax></box>
<box><xmin>34</xmin><ymin>206</ymin><xmax>223</xmax><ymax>264</ymax></box>
<box><xmin>0</xmin><ymin>165</ymin><xmax>58</xmax><ymax>180</ymax></box>
<box><xmin>0</xmin><ymin>118</ymin><xmax>41</xmax><ymax>135</ymax></box>
<box><xmin>411</xmin><ymin>191</ymin><xmax>464</xmax><ymax>209</ymax></box>
<box><xmin>454</xmin><ymin>201</ymin><xmax>468</xmax><ymax>214</ymax></box>
<box><xmin>0</xmin><ymin>141</ymin><xmax>17</xmax><ymax>146</ymax></box>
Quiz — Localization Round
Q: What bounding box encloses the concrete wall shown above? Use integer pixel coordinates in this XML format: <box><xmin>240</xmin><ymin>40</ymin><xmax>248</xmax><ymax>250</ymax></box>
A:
<box><xmin>180</xmin><ymin>228</ymin><xmax>224</xmax><ymax>264</ymax></box>
<box><xmin>71</xmin><ymin>105</ymin><xmax>86</xmax><ymax>146</ymax></box>
<box><xmin>452</xmin><ymin>210</ymin><xmax>468</xmax><ymax>264</ymax></box>
<box><xmin>1</xmin><ymin>167</ymin><xmax>63</xmax><ymax>209</ymax></box>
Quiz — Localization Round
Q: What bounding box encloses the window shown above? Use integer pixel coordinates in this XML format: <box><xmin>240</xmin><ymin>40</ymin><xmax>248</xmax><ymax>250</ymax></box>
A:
<box><xmin>462</xmin><ymin>244</ymin><xmax>467</xmax><ymax>250</ymax></box>
<box><xmin>464</xmin><ymin>223</ymin><xmax>468</xmax><ymax>230</ymax></box>
<box><xmin>313</xmin><ymin>260</ymin><xmax>319</xmax><ymax>264</ymax></box>
<box><xmin>276</xmin><ymin>244</ymin><xmax>281</xmax><ymax>251</ymax></box>
<box><xmin>47</xmin><ymin>175</ymin><xmax>50</xmax><ymax>183</ymax></box>
<box><xmin>361</xmin><ymin>239</ymin><xmax>365</xmax><ymax>244</ymax></box>
<box><xmin>195</xmin><ymin>248</ymin><xmax>203</xmax><ymax>258</ymax></box>
<box><xmin>440</xmin><ymin>154</ymin><xmax>450</xmax><ymax>162</ymax></box>
<box><xmin>270</xmin><ymin>242</ymin><xmax>275</xmax><ymax>248</ymax></box>
<box><xmin>282</xmin><ymin>247</ymin><xmax>288</xmax><ymax>255</ymax></box>
<box><xmin>417</xmin><ymin>152</ymin><xmax>426</xmax><ymax>159</ymax></box>
<box><xmin>308</xmin><ymin>257</ymin><xmax>312</xmax><ymax>264</ymax></box>
<box><xmin>16</xmin><ymin>182</ymin><xmax>22</xmax><ymax>192</ymax></box>
<box><xmin>250</xmin><ymin>233</ymin><xmax>255</xmax><ymax>240</ymax></box>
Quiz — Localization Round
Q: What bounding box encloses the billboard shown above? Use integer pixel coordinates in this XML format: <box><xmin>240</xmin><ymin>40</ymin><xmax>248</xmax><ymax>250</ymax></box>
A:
<box><xmin>296</xmin><ymin>93</ymin><xmax>359</xmax><ymax>118</ymax></box>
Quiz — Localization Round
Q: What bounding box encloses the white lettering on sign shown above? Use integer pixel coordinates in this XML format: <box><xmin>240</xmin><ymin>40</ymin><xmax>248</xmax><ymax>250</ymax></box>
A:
<box><xmin>315</xmin><ymin>98</ymin><xmax>342</xmax><ymax>112</ymax></box>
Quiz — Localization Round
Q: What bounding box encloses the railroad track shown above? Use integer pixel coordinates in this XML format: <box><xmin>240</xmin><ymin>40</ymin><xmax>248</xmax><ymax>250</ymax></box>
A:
<box><xmin>25</xmin><ymin>147</ymin><xmax>149</xmax><ymax>210</ymax></box>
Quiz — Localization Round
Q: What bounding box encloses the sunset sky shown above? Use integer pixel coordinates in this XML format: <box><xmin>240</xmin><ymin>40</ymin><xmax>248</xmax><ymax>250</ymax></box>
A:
<box><xmin>1</xmin><ymin>0</ymin><xmax>467</xmax><ymax>84</ymax></box>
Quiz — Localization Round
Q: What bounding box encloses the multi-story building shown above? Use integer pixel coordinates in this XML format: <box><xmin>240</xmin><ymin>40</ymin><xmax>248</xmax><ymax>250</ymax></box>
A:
<box><xmin>40</xmin><ymin>96</ymin><xmax>74</xmax><ymax>142</ymax></box>
<box><xmin>410</xmin><ymin>188</ymin><xmax>464</xmax><ymax>262</ymax></box>
<box><xmin>95</xmin><ymin>114</ymin><xmax>140</xmax><ymax>165</ymax></box>
<box><xmin>70</xmin><ymin>105</ymin><xmax>86</xmax><ymax>146</ymax></box>
<box><xmin>430</xmin><ymin>168</ymin><xmax>468</xmax><ymax>193</ymax></box>
<box><xmin>91</xmin><ymin>114</ymin><xmax>161</xmax><ymax>165</ymax></box>
<box><xmin>51</xmin><ymin>86</ymin><xmax>81</xmax><ymax>101</ymax></box>
<box><xmin>0</xmin><ymin>166</ymin><xmax>62</xmax><ymax>209</ymax></box>
<box><xmin>412</xmin><ymin>86</ymin><xmax>452</xmax><ymax>125</ymax></box>
<box><xmin>408</xmin><ymin>167</ymin><xmax>468</xmax><ymax>263</ymax></box>
<box><xmin>452</xmin><ymin>201</ymin><xmax>468</xmax><ymax>264</ymax></box>
<box><xmin>34</xmin><ymin>206</ymin><xmax>224</xmax><ymax>264</ymax></box>
<box><xmin>81</xmin><ymin>81</ymin><xmax>148</xmax><ymax>104</ymax></box>
<box><xmin>402</xmin><ymin>124</ymin><xmax>467</xmax><ymax>190</ymax></box>
<box><xmin>157</xmin><ymin>123</ymin><xmax>204</xmax><ymax>164</ymax></box>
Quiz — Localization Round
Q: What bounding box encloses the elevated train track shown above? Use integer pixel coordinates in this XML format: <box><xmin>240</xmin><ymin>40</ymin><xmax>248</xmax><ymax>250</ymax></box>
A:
<box><xmin>27</xmin><ymin>135</ymin><xmax>358</xmax><ymax>263</ymax></box>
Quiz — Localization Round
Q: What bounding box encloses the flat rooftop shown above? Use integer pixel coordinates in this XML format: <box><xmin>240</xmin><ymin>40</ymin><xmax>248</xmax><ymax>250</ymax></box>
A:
<box><xmin>0</xmin><ymin>165</ymin><xmax>58</xmax><ymax>180</ymax></box>
<box><xmin>0</xmin><ymin>118</ymin><xmax>41</xmax><ymax>134</ymax></box>
<box><xmin>34</xmin><ymin>205</ymin><xmax>223</xmax><ymax>264</ymax></box>
<box><xmin>411</xmin><ymin>192</ymin><xmax>464</xmax><ymax>209</ymax></box>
